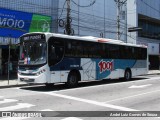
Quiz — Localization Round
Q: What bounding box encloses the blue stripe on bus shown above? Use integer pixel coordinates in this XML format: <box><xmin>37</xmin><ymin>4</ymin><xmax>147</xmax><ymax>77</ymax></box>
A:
<box><xmin>50</xmin><ymin>58</ymin><xmax>82</xmax><ymax>71</ymax></box>
<box><xmin>94</xmin><ymin>59</ymin><xmax>136</xmax><ymax>79</ymax></box>
<box><xmin>50</xmin><ymin>58</ymin><xmax>136</xmax><ymax>80</ymax></box>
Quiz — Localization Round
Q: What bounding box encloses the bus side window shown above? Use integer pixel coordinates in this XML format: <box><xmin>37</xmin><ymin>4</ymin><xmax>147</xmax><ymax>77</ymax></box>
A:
<box><xmin>48</xmin><ymin>45</ymin><xmax>55</xmax><ymax>66</ymax></box>
<box><xmin>50</xmin><ymin>46</ymin><xmax>56</xmax><ymax>59</ymax></box>
<box><xmin>55</xmin><ymin>46</ymin><xmax>64</xmax><ymax>61</ymax></box>
<box><xmin>108</xmin><ymin>44</ymin><xmax>119</xmax><ymax>59</ymax></box>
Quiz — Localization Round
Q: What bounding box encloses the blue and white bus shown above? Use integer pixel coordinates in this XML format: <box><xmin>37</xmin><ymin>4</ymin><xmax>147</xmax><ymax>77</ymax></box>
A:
<box><xmin>18</xmin><ymin>32</ymin><xmax>148</xmax><ymax>87</ymax></box>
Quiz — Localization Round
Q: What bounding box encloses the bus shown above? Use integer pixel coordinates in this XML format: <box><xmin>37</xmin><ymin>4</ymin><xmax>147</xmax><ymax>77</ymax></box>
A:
<box><xmin>18</xmin><ymin>32</ymin><xmax>148</xmax><ymax>88</ymax></box>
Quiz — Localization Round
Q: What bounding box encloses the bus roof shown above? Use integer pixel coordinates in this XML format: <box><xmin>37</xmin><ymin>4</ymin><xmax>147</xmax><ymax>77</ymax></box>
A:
<box><xmin>21</xmin><ymin>32</ymin><xmax>147</xmax><ymax>48</ymax></box>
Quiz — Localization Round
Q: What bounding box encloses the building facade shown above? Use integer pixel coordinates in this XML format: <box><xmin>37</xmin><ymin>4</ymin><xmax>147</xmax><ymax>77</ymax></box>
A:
<box><xmin>0</xmin><ymin>0</ymin><xmax>132</xmax><ymax>73</ymax></box>
<box><xmin>1</xmin><ymin>0</ymin><xmax>124</xmax><ymax>75</ymax></box>
<box><xmin>127</xmin><ymin>0</ymin><xmax>160</xmax><ymax>70</ymax></box>
<box><xmin>1</xmin><ymin>0</ymin><xmax>158</xmax><ymax>74</ymax></box>
<box><xmin>0</xmin><ymin>0</ymin><xmax>58</xmax><ymax>75</ymax></box>
<box><xmin>58</xmin><ymin>0</ymin><xmax>120</xmax><ymax>39</ymax></box>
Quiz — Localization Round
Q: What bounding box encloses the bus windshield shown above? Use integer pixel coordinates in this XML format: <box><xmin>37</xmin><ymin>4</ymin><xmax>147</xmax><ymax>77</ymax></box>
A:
<box><xmin>19</xmin><ymin>41</ymin><xmax>47</xmax><ymax>65</ymax></box>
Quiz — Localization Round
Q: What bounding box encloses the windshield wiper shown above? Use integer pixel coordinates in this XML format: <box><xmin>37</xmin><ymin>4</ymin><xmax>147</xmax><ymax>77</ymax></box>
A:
<box><xmin>34</xmin><ymin>58</ymin><xmax>41</xmax><ymax>63</ymax></box>
<box><xmin>34</xmin><ymin>57</ymin><xmax>45</xmax><ymax>63</ymax></box>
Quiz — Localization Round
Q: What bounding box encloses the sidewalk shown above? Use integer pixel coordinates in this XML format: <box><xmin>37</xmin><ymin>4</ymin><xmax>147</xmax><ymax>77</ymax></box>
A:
<box><xmin>147</xmin><ymin>70</ymin><xmax>160</xmax><ymax>75</ymax></box>
<box><xmin>0</xmin><ymin>74</ymin><xmax>27</xmax><ymax>88</ymax></box>
<box><xmin>0</xmin><ymin>70</ymin><xmax>160</xmax><ymax>88</ymax></box>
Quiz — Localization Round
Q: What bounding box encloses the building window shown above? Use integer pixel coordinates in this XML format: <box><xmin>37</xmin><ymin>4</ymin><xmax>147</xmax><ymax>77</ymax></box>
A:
<box><xmin>138</xmin><ymin>14</ymin><xmax>160</xmax><ymax>40</ymax></box>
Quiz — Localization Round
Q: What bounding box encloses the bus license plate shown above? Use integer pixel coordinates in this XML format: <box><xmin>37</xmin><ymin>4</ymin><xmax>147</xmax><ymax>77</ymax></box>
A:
<box><xmin>24</xmin><ymin>78</ymin><xmax>29</xmax><ymax>80</ymax></box>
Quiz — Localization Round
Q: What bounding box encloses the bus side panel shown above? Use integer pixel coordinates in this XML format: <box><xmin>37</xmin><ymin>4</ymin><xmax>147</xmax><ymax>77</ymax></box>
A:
<box><xmin>50</xmin><ymin>57</ymin><xmax>82</xmax><ymax>83</ymax></box>
<box><xmin>49</xmin><ymin>58</ymin><xmax>147</xmax><ymax>83</ymax></box>
<box><xmin>95</xmin><ymin>59</ymin><xmax>115</xmax><ymax>80</ymax></box>
<box><xmin>116</xmin><ymin>59</ymin><xmax>137</xmax><ymax>78</ymax></box>
<box><xmin>130</xmin><ymin>68</ymin><xmax>137</xmax><ymax>77</ymax></box>
<box><xmin>95</xmin><ymin>59</ymin><xmax>137</xmax><ymax>80</ymax></box>
<box><xmin>136</xmin><ymin>68</ymin><xmax>148</xmax><ymax>76</ymax></box>
<box><xmin>60</xmin><ymin>70</ymin><xmax>69</xmax><ymax>83</ymax></box>
<box><xmin>132</xmin><ymin>60</ymin><xmax>148</xmax><ymax>76</ymax></box>
<box><xmin>81</xmin><ymin>58</ymin><xmax>97</xmax><ymax>81</ymax></box>
<box><xmin>81</xmin><ymin>58</ymin><xmax>119</xmax><ymax>81</ymax></box>
<box><xmin>50</xmin><ymin>71</ymin><xmax>61</xmax><ymax>83</ymax></box>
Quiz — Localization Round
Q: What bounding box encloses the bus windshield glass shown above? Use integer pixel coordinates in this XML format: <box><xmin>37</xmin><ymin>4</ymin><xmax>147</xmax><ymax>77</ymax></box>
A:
<box><xmin>19</xmin><ymin>41</ymin><xmax>47</xmax><ymax>65</ymax></box>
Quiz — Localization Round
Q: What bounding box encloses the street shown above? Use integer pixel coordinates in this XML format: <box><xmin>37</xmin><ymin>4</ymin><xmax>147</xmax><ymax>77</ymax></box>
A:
<box><xmin>0</xmin><ymin>74</ymin><xmax>160</xmax><ymax>120</ymax></box>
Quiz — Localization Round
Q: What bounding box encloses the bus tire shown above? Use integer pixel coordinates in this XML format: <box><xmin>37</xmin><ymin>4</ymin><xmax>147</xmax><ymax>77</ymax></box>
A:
<box><xmin>45</xmin><ymin>83</ymin><xmax>54</xmax><ymax>88</ymax></box>
<box><xmin>124</xmin><ymin>69</ymin><xmax>131</xmax><ymax>80</ymax></box>
<box><xmin>66</xmin><ymin>71</ymin><xmax>78</xmax><ymax>88</ymax></box>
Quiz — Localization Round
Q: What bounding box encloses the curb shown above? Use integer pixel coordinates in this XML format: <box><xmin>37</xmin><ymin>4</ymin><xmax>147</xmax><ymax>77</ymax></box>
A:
<box><xmin>0</xmin><ymin>73</ymin><xmax>160</xmax><ymax>89</ymax></box>
<box><xmin>0</xmin><ymin>83</ymin><xmax>42</xmax><ymax>89</ymax></box>
<box><xmin>0</xmin><ymin>84</ymin><xmax>29</xmax><ymax>89</ymax></box>
<box><xmin>147</xmin><ymin>73</ymin><xmax>160</xmax><ymax>75</ymax></box>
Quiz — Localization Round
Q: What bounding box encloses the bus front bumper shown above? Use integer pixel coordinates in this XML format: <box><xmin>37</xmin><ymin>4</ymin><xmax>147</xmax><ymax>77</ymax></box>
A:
<box><xmin>18</xmin><ymin>73</ymin><xmax>47</xmax><ymax>84</ymax></box>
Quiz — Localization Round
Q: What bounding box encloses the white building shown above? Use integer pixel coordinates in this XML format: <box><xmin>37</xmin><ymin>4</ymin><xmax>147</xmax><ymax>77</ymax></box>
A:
<box><xmin>127</xmin><ymin>0</ymin><xmax>160</xmax><ymax>70</ymax></box>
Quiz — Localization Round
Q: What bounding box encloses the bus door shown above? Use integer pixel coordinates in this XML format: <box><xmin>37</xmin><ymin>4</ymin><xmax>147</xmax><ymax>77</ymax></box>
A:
<box><xmin>48</xmin><ymin>38</ymin><xmax>64</xmax><ymax>83</ymax></box>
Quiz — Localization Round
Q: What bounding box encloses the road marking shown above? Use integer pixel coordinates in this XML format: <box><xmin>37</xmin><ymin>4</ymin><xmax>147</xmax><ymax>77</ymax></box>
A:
<box><xmin>41</xmin><ymin>92</ymin><xmax>138</xmax><ymax>111</ymax></box>
<box><xmin>0</xmin><ymin>99</ymin><xmax>18</xmax><ymax>104</ymax></box>
<box><xmin>0</xmin><ymin>96</ymin><xmax>4</xmax><ymax>99</ymax></box>
<box><xmin>104</xmin><ymin>89</ymin><xmax>160</xmax><ymax>103</ymax></box>
<box><xmin>41</xmin><ymin>109</ymin><xmax>54</xmax><ymax>111</ymax></box>
<box><xmin>46</xmin><ymin>77</ymin><xmax>160</xmax><ymax>93</ymax></box>
<box><xmin>129</xmin><ymin>84</ymin><xmax>152</xmax><ymax>88</ymax></box>
<box><xmin>0</xmin><ymin>103</ymin><xmax>35</xmax><ymax>111</ymax></box>
<box><xmin>13</xmin><ymin>77</ymin><xmax>160</xmax><ymax>93</ymax></box>
<box><xmin>61</xmin><ymin>117</ymin><xmax>82</xmax><ymax>120</ymax></box>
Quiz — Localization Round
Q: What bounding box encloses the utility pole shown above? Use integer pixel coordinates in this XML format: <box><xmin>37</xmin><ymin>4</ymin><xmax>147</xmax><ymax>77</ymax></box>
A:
<box><xmin>66</xmin><ymin>0</ymin><xmax>71</xmax><ymax>35</ymax></box>
<box><xmin>115</xmin><ymin>0</ymin><xmax>127</xmax><ymax>40</ymax></box>
<box><xmin>104</xmin><ymin>0</ymin><xmax>106</xmax><ymax>38</ymax></box>
<box><xmin>8</xmin><ymin>36</ymin><xmax>11</xmax><ymax>85</ymax></box>
<box><xmin>78</xmin><ymin>0</ymin><xmax>80</xmax><ymax>35</ymax></box>
<box><xmin>117</xmin><ymin>0</ymin><xmax>120</xmax><ymax>40</ymax></box>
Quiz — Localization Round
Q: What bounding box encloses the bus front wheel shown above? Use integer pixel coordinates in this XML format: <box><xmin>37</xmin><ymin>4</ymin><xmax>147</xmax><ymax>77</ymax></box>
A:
<box><xmin>124</xmin><ymin>69</ymin><xmax>131</xmax><ymax>80</ymax></box>
<box><xmin>66</xmin><ymin>71</ymin><xmax>78</xmax><ymax>88</ymax></box>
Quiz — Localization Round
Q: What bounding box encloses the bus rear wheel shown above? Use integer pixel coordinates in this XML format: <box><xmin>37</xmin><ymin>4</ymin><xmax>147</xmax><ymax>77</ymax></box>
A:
<box><xmin>66</xmin><ymin>71</ymin><xmax>78</xmax><ymax>88</ymax></box>
<box><xmin>124</xmin><ymin>69</ymin><xmax>131</xmax><ymax>80</ymax></box>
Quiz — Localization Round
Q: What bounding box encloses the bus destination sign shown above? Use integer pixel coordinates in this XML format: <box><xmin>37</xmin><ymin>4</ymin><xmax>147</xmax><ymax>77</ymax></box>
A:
<box><xmin>21</xmin><ymin>34</ymin><xmax>45</xmax><ymax>42</ymax></box>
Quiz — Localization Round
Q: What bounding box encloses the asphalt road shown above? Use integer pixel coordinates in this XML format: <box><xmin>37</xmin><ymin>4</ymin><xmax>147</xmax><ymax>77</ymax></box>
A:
<box><xmin>0</xmin><ymin>74</ymin><xmax>160</xmax><ymax>120</ymax></box>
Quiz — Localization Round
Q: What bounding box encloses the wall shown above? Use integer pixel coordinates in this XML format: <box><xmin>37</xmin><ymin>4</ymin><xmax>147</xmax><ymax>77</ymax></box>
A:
<box><xmin>148</xmin><ymin>43</ymin><xmax>159</xmax><ymax>55</ymax></box>
<box><xmin>58</xmin><ymin>0</ymin><xmax>126</xmax><ymax>41</ymax></box>
<box><xmin>0</xmin><ymin>0</ymin><xmax>58</xmax><ymax>74</ymax></box>
<box><xmin>136</xmin><ymin>0</ymin><xmax>160</xmax><ymax>56</ymax></box>
<box><xmin>0</xmin><ymin>0</ymin><xmax>58</xmax><ymax>33</ymax></box>
<box><xmin>127</xmin><ymin>0</ymin><xmax>137</xmax><ymax>44</ymax></box>
<box><xmin>137</xmin><ymin>0</ymin><xmax>160</xmax><ymax>20</ymax></box>
<box><xmin>137</xmin><ymin>37</ymin><xmax>160</xmax><ymax>55</ymax></box>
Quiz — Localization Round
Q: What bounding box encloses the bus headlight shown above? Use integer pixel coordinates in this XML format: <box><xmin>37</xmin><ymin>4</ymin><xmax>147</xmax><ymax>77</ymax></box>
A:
<box><xmin>18</xmin><ymin>71</ymin><xmax>22</xmax><ymax>75</ymax></box>
<box><xmin>36</xmin><ymin>69</ymin><xmax>46</xmax><ymax>76</ymax></box>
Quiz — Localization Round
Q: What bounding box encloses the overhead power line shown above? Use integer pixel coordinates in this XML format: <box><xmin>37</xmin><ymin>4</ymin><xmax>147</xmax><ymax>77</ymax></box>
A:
<box><xmin>71</xmin><ymin>0</ymin><xmax>96</xmax><ymax>7</ymax></box>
